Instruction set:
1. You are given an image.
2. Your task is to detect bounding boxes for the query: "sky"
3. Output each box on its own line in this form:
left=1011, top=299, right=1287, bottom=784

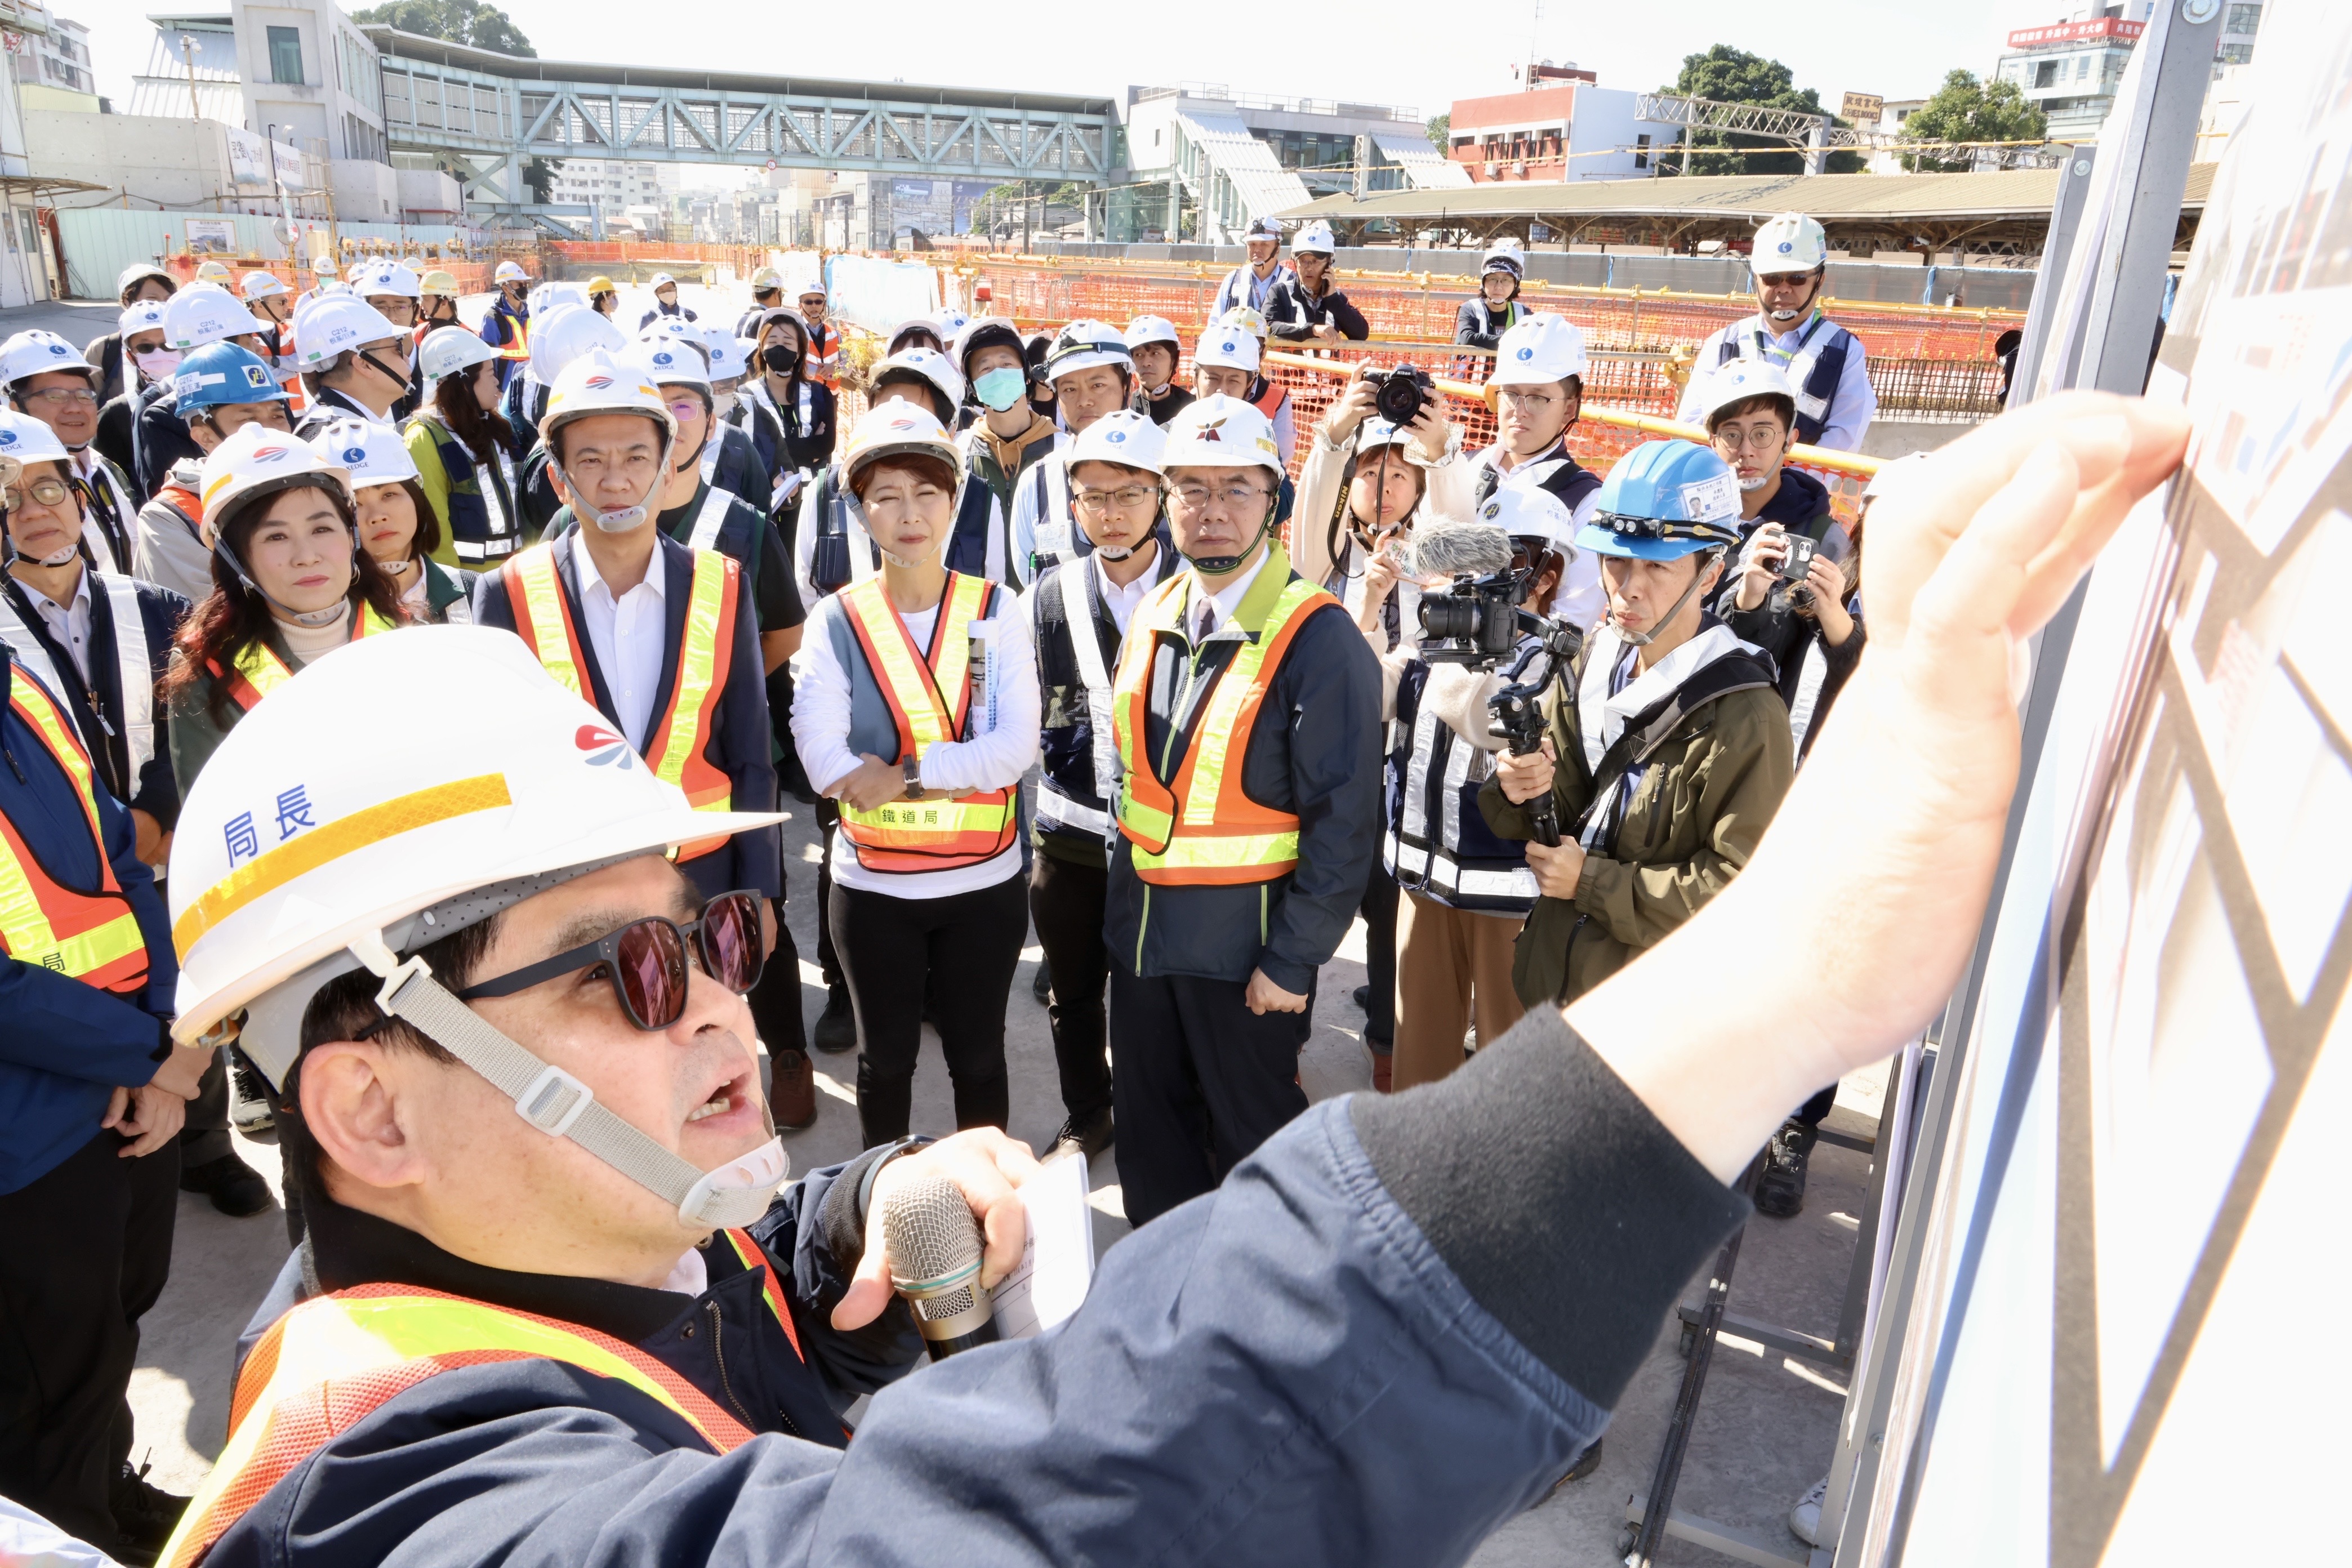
left=67, top=0, right=2079, bottom=167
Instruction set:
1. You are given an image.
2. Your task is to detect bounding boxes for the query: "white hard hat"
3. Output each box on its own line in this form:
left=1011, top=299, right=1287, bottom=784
left=640, top=315, right=702, bottom=347
left=115, top=262, right=172, bottom=300
left=1217, top=305, right=1269, bottom=340
left=870, top=346, right=965, bottom=424
left=166, top=623, right=794, bottom=1228
left=1193, top=326, right=1260, bottom=375
left=291, top=295, right=407, bottom=370
left=1161, top=393, right=1284, bottom=477
left=1694, top=359, right=1798, bottom=428
left=527, top=304, right=627, bottom=384
left=1044, top=319, right=1132, bottom=382
left=199, top=417, right=354, bottom=535
left=312, top=416, right=419, bottom=489
left=1472, top=483, right=1577, bottom=554
left=649, top=271, right=677, bottom=291
left=540, top=348, right=675, bottom=449
left=240, top=270, right=289, bottom=302
left=1490, top=312, right=1589, bottom=387
left=1125, top=314, right=1181, bottom=351
left=540, top=281, right=590, bottom=315
left=119, top=300, right=170, bottom=341
left=634, top=337, right=710, bottom=390
left=0, top=329, right=95, bottom=389
left=1066, top=408, right=1168, bottom=475
left=1752, top=212, right=1829, bottom=273
left=163, top=283, right=257, bottom=353
left=934, top=307, right=971, bottom=340
left=1351, top=416, right=1413, bottom=455
left=0, top=407, right=74, bottom=470
left=493, top=259, right=529, bottom=283
left=193, top=259, right=233, bottom=285
left=1293, top=219, right=1337, bottom=255
left=701, top=327, right=746, bottom=382
left=418, top=325, right=497, bottom=384
left=358, top=260, right=423, bottom=300
left=1482, top=237, right=1527, bottom=278
left=841, top=400, right=964, bottom=492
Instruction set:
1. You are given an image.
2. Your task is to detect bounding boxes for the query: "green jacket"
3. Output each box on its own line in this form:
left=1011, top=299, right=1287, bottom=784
left=1478, top=623, right=1793, bottom=1007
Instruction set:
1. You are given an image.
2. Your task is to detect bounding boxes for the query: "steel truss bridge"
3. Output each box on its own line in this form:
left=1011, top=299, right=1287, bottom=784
left=363, top=29, right=1120, bottom=231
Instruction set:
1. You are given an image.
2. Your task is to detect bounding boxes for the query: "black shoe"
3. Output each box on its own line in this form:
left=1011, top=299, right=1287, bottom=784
left=1554, top=1437, right=1603, bottom=1490
left=1049, top=1106, right=1113, bottom=1159
left=813, top=986, right=857, bottom=1054
left=180, top=1152, right=271, bottom=1218
left=1351, top=984, right=1370, bottom=1012
left=113, top=1460, right=189, bottom=1557
left=1032, top=959, right=1053, bottom=1004
left=1754, top=1119, right=1819, bottom=1218
left=230, top=1049, right=275, bottom=1134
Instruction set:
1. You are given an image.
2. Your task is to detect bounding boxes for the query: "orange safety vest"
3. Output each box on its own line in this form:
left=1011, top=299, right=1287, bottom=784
left=834, top=572, right=1017, bottom=872
left=1250, top=376, right=1286, bottom=424
left=204, top=602, right=398, bottom=714
left=501, top=544, right=739, bottom=858
left=805, top=319, right=841, bottom=386
left=1112, top=542, right=1333, bottom=885
left=158, top=1247, right=800, bottom=1568
left=489, top=301, right=531, bottom=362
left=0, top=671, right=150, bottom=993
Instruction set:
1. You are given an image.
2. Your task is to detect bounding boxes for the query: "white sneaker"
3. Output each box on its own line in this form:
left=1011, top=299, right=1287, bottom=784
left=230, top=1089, right=274, bottom=1134
left=1789, top=1476, right=1828, bottom=1547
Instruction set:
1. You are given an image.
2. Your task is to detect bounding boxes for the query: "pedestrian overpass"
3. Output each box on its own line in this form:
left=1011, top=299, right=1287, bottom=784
left=362, top=28, right=1121, bottom=230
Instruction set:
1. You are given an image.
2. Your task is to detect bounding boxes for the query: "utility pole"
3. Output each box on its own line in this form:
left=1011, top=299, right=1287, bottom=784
left=180, top=35, right=201, bottom=124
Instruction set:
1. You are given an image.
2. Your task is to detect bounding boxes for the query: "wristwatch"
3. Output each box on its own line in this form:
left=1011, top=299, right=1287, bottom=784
left=902, top=754, right=924, bottom=799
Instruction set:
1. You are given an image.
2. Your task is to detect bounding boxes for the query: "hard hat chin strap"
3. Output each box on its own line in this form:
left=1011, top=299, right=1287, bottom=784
left=1613, top=547, right=1722, bottom=648
left=550, top=434, right=675, bottom=534
left=1181, top=491, right=1277, bottom=575
left=350, top=935, right=789, bottom=1229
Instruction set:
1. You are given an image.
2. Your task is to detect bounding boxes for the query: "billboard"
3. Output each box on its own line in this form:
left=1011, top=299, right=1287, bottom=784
left=1841, top=92, right=1884, bottom=124
left=889, top=178, right=1000, bottom=237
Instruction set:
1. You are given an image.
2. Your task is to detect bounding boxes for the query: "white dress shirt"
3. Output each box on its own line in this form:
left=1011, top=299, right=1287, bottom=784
left=1092, top=546, right=1160, bottom=635
left=571, top=539, right=669, bottom=747
left=20, top=568, right=93, bottom=683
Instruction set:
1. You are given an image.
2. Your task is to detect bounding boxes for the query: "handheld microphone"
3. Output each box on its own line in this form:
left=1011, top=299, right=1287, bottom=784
left=883, top=1173, right=1000, bottom=1361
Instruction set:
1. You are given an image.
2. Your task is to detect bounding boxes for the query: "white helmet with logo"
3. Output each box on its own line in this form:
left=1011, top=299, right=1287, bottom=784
left=493, top=259, right=530, bottom=284
left=358, top=260, right=423, bottom=301
left=166, top=624, right=794, bottom=1226
left=1124, top=314, right=1181, bottom=352
left=118, top=299, right=170, bottom=342
left=1292, top=219, right=1337, bottom=256
left=1193, top=326, right=1261, bottom=375
left=701, top=329, right=746, bottom=383
left=199, top=417, right=354, bottom=534
left=1043, top=319, right=1132, bottom=382
left=1481, top=237, right=1527, bottom=280
left=841, top=400, right=964, bottom=492
left=291, top=295, right=407, bottom=370
left=540, top=350, right=676, bottom=533
left=1067, top=408, right=1167, bottom=475
left=1472, top=483, right=1578, bottom=556
left=870, top=346, right=965, bottom=426
left=163, top=283, right=257, bottom=353
left=240, top=270, right=290, bottom=302
left=418, top=326, right=498, bottom=384
left=1217, top=305, right=1269, bottom=341
left=1489, top=312, right=1589, bottom=390
left=527, top=304, right=627, bottom=384
left=0, top=407, right=72, bottom=474
left=1693, top=359, right=1797, bottom=430
left=1161, top=393, right=1284, bottom=478
left=311, top=416, right=420, bottom=489
left=0, top=329, right=95, bottom=390
left=1752, top=212, right=1829, bottom=274
left=634, top=335, right=711, bottom=390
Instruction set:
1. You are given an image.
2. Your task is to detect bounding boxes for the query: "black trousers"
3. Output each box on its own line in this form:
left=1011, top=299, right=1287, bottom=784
left=1028, top=850, right=1112, bottom=1125
left=831, top=873, right=1025, bottom=1148
left=177, top=1043, right=230, bottom=1167
left=813, top=799, right=844, bottom=992
left=1359, top=865, right=1398, bottom=1050
left=0, top=1129, right=179, bottom=1543
left=744, top=899, right=809, bottom=1060
left=1110, top=966, right=1314, bottom=1227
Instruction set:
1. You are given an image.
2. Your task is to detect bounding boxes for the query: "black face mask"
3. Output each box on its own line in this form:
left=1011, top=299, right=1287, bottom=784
left=761, top=345, right=799, bottom=374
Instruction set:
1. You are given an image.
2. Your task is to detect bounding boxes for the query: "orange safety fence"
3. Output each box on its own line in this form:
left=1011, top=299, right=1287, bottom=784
left=544, top=241, right=765, bottom=275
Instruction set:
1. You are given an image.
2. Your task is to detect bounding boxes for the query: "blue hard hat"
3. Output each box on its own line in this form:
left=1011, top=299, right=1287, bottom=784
left=172, top=342, right=288, bottom=414
left=1579, top=439, right=1746, bottom=561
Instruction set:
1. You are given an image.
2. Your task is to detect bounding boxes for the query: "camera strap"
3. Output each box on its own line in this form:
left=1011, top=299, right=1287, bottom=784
left=1324, top=426, right=1361, bottom=582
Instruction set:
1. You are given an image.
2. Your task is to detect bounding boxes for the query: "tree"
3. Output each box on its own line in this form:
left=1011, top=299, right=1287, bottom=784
left=1658, top=45, right=1865, bottom=177
left=1899, top=69, right=2047, bottom=171
left=1426, top=113, right=1450, bottom=153
left=352, top=0, right=536, bottom=56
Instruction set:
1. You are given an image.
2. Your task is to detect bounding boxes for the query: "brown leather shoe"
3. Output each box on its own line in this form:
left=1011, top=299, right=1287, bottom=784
left=770, top=1048, right=818, bottom=1131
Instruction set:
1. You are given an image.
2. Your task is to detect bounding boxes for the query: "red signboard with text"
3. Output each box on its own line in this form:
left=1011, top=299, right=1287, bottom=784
left=2006, top=16, right=2146, bottom=50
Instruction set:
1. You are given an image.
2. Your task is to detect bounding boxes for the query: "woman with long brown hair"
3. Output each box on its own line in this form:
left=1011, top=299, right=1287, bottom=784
left=404, top=327, right=524, bottom=569
left=163, top=421, right=404, bottom=792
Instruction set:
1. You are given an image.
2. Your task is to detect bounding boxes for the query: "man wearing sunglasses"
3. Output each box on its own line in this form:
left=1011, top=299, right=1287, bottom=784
left=1673, top=211, right=1877, bottom=453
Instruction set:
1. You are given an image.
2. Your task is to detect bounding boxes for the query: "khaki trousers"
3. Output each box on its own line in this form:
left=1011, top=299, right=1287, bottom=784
left=1392, top=890, right=1527, bottom=1092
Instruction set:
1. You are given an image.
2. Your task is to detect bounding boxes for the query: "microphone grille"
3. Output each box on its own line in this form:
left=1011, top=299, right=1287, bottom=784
left=1409, top=518, right=1513, bottom=580
left=883, top=1172, right=984, bottom=1293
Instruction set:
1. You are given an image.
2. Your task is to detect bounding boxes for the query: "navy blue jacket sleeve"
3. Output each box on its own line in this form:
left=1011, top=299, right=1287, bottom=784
left=1256, top=603, right=1383, bottom=994
left=715, top=576, right=781, bottom=899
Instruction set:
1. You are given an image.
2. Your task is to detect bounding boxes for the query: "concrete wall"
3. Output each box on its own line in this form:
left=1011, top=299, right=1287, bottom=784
left=330, top=158, right=398, bottom=221
left=395, top=167, right=462, bottom=220
left=1565, top=90, right=1683, bottom=182
left=28, top=110, right=235, bottom=210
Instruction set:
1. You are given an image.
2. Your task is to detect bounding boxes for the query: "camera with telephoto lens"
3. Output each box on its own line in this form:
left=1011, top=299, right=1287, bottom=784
left=1419, top=571, right=1528, bottom=666
left=1367, top=363, right=1433, bottom=426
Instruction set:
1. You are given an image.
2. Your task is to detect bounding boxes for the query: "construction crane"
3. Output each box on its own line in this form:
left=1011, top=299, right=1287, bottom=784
left=1634, top=92, right=2065, bottom=175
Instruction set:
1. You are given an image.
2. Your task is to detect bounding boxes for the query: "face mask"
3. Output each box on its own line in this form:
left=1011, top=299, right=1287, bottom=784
left=712, top=391, right=738, bottom=420
left=1738, top=474, right=1771, bottom=492
left=133, top=348, right=181, bottom=380
left=974, top=367, right=1027, bottom=412
left=761, top=345, right=799, bottom=374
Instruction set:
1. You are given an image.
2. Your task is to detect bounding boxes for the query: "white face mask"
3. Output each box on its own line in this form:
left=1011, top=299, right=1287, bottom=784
left=133, top=348, right=182, bottom=380
left=711, top=391, right=737, bottom=420
left=1738, top=474, right=1771, bottom=492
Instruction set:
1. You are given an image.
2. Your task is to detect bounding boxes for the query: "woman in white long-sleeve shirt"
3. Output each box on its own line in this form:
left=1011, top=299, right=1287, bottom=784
left=790, top=403, right=1040, bottom=1147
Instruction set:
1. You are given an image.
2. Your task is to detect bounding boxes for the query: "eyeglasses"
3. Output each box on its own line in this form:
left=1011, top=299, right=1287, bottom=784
left=372, top=299, right=417, bottom=322
left=1169, top=480, right=1271, bottom=510
left=1756, top=272, right=1814, bottom=289
left=456, top=890, right=764, bottom=1031
left=665, top=398, right=706, bottom=420
left=1074, top=484, right=1157, bottom=514
left=1712, top=425, right=1787, bottom=452
left=3, top=476, right=74, bottom=511
left=22, top=387, right=97, bottom=409
left=1496, top=387, right=1564, bottom=411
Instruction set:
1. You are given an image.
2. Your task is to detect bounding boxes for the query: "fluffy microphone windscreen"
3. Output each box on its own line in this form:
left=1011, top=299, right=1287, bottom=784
left=1409, top=518, right=1514, bottom=580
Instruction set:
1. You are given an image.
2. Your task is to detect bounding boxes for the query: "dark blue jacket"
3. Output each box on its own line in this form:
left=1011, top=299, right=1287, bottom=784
left=0, top=648, right=177, bottom=1193
left=194, top=1012, right=1754, bottom=1568
left=480, top=297, right=527, bottom=389
left=471, top=532, right=782, bottom=901
left=1, top=572, right=191, bottom=829
left=707, top=422, right=772, bottom=520
left=133, top=380, right=205, bottom=503
left=1028, top=531, right=1177, bottom=869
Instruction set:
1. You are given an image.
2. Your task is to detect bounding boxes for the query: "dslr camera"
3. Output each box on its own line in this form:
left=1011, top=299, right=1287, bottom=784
left=1366, top=364, right=1434, bottom=427
left=1420, top=571, right=1536, bottom=666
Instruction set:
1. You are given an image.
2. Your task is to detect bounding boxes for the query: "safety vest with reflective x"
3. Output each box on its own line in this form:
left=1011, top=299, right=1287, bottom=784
left=1113, top=542, right=1333, bottom=885
left=158, top=1244, right=807, bottom=1568
left=0, top=668, right=149, bottom=993
left=205, top=602, right=398, bottom=713
left=835, top=571, right=1017, bottom=872
left=501, top=542, right=740, bottom=859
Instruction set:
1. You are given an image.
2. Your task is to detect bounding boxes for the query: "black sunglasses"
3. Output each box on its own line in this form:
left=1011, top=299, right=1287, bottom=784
left=457, top=890, right=764, bottom=1031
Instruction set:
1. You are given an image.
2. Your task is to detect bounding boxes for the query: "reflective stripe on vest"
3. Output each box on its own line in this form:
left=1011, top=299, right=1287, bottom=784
left=502, top=545, right=740, bottom=861
left=0, top=672, right=148, bottom=992
left=835, top=572, right=1018, bottom=872
left=157, top=1285, right=753, bottom=1568
left=1721, top=312, right=1852, bottom=445
left=1112, top=544, right=1331, bottom=885
left=209, top=602, right=397, bottom=713
left=686, top=484, right=738, bottom=552
left=493, top=306, right=531, bottom=361
left=718, top=1227, right=806, bottom=1362
left=99, top=576, right=155, bottom=779
left=1045, top=559, right=1119, bottom=842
